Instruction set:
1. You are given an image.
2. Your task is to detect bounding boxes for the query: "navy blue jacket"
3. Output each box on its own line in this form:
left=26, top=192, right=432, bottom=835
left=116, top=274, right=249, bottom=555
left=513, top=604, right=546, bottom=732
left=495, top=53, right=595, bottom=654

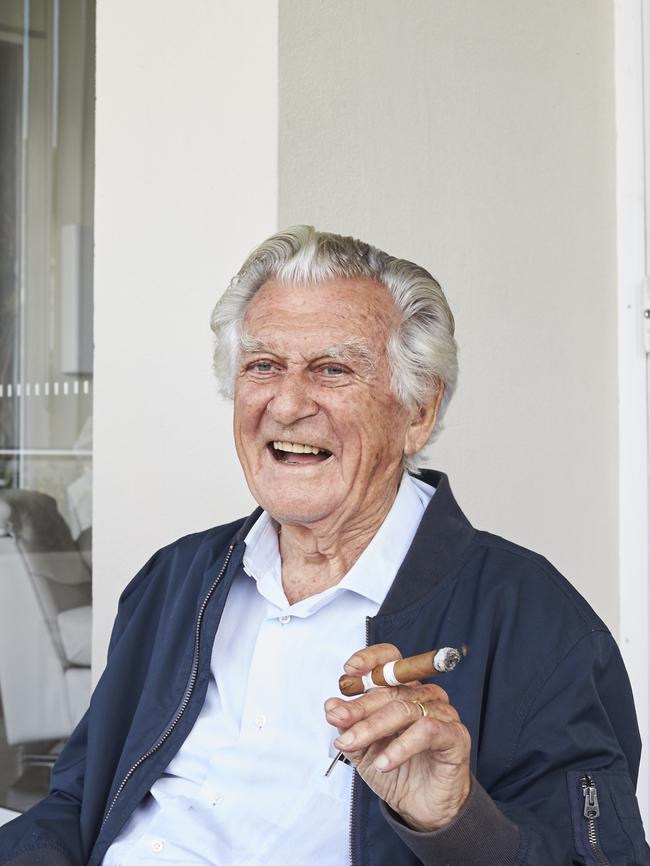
left=1, top=471, right=648, bottom=865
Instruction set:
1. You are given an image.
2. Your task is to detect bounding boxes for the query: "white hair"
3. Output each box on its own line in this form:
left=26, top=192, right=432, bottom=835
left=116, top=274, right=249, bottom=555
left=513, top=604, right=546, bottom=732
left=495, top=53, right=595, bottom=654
left=210, top=225, right=458, bottom=469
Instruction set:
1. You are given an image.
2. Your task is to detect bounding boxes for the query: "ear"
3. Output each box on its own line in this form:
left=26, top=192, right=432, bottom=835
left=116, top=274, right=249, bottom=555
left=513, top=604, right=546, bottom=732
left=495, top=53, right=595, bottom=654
left=403, top=385, right=445, bottom=456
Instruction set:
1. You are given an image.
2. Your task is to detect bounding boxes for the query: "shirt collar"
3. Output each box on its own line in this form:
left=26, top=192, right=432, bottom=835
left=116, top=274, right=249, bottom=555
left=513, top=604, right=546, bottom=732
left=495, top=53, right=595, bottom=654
left=243, top=471, right=435, bottom=609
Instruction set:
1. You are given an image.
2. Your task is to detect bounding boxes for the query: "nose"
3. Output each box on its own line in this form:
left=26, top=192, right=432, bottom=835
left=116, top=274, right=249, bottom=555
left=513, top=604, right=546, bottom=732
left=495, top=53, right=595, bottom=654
left=266, top=370, right=319, bottom=426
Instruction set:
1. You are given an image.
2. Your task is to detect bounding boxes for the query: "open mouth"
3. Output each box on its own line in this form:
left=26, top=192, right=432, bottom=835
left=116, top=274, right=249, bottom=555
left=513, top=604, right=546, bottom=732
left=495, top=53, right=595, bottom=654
left=268, top=440, right=332, bottom=465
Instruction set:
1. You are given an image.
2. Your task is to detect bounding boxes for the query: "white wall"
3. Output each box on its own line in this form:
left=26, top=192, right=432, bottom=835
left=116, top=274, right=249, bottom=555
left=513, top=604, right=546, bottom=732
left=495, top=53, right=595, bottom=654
left=92, top=0, right=277, bottom=673
left=278, top=0, right=619, bottom=629
left=93, top=0, right=620, bottom=665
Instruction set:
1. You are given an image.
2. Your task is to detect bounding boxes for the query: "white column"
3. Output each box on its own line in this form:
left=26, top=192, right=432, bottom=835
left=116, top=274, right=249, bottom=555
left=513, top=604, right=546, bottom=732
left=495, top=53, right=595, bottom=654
left=615, top=0, right=649, bottom=823
left=92, top=0, right=278, bottom=673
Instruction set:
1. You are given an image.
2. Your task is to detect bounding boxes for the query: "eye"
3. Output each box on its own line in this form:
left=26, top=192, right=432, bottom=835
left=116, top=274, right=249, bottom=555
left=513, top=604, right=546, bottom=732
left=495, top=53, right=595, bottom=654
left=314, top=363, right=352, bottom=385
left=245, top=359, right=278, bottom=375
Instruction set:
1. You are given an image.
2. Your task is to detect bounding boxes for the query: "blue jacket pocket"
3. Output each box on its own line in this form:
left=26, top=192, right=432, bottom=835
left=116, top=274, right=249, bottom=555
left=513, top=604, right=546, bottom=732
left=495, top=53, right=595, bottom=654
left=567, top=770, right=650, bottom=865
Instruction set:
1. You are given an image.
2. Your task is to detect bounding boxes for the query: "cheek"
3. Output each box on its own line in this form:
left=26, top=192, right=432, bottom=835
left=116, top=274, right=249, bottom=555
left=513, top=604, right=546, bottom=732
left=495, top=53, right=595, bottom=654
left=342, top=397, right=409, bottom=461
left=234, top=388, right=267, bottom=431
left=367, top=393, right=409, bottom=437
left=233, top=410, right=259, bottom=453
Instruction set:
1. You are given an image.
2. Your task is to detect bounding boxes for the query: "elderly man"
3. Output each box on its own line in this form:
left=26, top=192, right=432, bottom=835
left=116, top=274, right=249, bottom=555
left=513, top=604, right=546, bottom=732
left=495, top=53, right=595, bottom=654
left=1, top=226, right=648, bottom=865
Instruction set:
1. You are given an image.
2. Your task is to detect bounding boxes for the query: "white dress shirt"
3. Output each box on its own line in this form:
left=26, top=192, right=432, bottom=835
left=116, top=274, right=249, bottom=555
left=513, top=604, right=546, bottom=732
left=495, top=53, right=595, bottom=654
left=102, top=472, right=434, bottom=866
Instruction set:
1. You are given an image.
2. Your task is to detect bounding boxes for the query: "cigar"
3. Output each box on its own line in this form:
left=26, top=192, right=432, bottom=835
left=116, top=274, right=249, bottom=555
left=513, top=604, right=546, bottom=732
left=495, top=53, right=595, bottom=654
left=338, top=646, right=464, bottom=697
left=324, top=645, right=466, bottom=777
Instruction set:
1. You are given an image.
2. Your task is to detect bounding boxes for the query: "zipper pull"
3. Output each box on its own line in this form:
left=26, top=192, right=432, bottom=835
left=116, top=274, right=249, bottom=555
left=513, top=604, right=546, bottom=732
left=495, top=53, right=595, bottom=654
left=581, top=775, right=600, bottom=819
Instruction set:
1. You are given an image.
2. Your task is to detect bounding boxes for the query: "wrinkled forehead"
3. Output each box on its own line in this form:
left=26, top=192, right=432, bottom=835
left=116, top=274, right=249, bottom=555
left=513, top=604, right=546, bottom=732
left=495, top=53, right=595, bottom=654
left=242, top=276, right=400, bottom=342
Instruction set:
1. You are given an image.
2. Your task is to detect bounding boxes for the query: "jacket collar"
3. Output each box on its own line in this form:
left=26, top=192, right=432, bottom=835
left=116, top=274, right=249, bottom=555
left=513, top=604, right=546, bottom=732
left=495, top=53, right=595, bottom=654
left=378, top=469, right=476, bottom=615
left=232, top=506, right=263, bottom=545
left=230, top=469, right=476, bottom=615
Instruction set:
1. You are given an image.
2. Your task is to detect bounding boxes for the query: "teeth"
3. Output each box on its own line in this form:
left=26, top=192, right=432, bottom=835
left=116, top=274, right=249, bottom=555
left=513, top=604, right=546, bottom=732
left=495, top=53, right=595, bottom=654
left=273, top=441, right=324, bottom=455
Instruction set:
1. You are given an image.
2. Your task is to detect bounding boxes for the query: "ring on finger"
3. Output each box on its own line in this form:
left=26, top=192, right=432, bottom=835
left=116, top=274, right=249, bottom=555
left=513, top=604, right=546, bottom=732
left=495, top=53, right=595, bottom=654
left=411, top=699, right=428, bottom=718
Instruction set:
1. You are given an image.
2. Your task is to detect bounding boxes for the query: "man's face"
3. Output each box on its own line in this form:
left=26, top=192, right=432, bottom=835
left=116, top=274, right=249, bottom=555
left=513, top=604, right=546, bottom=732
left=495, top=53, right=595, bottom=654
left=233, top=277, right=430, bottom=530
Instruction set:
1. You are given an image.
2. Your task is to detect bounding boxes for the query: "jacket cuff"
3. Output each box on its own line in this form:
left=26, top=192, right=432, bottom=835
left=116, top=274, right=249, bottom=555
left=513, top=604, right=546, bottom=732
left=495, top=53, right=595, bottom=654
left=379, top=777, right=520, bottom=866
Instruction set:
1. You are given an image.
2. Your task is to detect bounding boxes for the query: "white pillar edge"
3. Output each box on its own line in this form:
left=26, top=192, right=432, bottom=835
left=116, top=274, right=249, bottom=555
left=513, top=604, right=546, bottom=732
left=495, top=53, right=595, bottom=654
left=91, top=0, right=279, bottom=673
left=615, top=0, right=650, bottom=822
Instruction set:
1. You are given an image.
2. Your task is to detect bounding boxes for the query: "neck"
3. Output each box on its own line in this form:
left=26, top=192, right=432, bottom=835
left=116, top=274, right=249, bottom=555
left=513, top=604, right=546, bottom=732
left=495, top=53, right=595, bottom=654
left=278, top=474, right=402, bottom=604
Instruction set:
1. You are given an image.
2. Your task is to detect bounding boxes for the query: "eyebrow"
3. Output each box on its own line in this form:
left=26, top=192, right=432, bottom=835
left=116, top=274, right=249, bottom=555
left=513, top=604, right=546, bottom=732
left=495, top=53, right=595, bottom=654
left=239, top=333, right=377, bottom=375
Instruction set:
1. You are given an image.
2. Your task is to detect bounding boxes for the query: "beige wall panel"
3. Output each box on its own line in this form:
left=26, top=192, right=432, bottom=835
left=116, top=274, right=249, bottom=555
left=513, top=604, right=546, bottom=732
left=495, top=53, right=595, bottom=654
left=279, top=0, right=618, bottom=628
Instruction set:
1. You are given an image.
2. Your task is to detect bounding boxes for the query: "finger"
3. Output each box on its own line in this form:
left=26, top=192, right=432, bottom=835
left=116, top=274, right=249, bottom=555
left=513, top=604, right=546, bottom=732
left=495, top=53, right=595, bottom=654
left=332, top=698, right=460, bottom=752
left=343, top=643, right=403, bottom=674
left=373, top=717, right=471, bottom=773
left=325, top=683, right=450, bottom=727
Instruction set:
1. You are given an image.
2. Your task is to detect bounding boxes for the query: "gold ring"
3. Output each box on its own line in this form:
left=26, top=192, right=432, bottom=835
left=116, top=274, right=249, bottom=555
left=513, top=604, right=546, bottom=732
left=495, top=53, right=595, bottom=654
left=412, top=699, right=427, bottom=718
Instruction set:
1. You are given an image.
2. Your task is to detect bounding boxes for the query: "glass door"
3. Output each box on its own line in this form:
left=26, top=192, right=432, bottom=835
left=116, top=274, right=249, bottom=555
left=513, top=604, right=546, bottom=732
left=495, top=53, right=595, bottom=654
left=0, top=0, right=95, bottom=813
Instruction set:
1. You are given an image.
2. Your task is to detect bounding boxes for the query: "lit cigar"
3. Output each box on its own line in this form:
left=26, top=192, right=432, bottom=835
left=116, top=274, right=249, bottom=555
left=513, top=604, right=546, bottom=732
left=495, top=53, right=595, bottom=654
left=338, top=646, right=464, bottom=697
left=325, top=645, right=466, bottom=777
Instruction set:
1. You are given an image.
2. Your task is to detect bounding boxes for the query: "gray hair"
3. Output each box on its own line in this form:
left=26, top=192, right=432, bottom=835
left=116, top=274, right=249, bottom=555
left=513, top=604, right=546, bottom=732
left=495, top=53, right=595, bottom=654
left=210, top=225, right=458, bottom=468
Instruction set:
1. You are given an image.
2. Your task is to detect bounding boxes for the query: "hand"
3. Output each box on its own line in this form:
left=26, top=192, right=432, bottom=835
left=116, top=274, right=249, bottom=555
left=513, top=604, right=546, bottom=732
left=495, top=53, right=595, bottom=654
left=324, top=643, right=471, bottom=832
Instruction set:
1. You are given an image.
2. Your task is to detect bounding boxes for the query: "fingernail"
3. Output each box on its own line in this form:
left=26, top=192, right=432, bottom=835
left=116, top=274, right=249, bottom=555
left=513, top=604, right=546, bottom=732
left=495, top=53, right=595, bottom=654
left=335, top=731, right=354, bottom=747
left=327, top=706, right=348, bottom=721
left=374, top=754, right=389, bottom=772
left=344, top=656, right=363, bottom=672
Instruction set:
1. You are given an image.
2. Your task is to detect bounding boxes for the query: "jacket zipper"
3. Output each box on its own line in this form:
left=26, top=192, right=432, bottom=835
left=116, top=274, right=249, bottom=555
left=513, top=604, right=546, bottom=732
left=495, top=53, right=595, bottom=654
left=101, top=544, right=235, bottom=827
left=348, top=615, right=371, bottom=866
left=580, top=774, right=609, bottom=866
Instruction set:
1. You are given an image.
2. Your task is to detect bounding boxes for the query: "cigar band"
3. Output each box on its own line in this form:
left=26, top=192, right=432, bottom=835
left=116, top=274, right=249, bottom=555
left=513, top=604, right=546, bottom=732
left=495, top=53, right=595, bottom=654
left=362, top=671, right=376, bottom=692
left=382, top=660, right=401, bottom=686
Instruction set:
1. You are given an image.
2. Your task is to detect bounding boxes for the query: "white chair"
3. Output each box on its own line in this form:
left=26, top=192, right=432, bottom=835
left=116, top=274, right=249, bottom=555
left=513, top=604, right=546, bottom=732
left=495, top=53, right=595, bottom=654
left=0, top=806, right=20, bottom=827
left=0, top=491, right=91, bottom=748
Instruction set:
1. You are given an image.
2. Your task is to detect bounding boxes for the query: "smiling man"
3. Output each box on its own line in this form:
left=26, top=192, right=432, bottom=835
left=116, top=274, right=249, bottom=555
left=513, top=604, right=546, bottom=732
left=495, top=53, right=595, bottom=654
left=232, top=275, right=441, bottom=603
left=1, top=226, right=648, bottom=866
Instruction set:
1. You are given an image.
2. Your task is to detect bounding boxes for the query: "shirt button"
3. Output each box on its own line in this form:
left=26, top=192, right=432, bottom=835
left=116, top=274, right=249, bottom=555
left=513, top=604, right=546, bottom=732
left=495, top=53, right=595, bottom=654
left=279, top=614, right=290, bottom=624
left=212, top=792, right=224, bottom=805
left=255, top=714, right=267, bottom=728
left=151, top=839, right=165, bottom=853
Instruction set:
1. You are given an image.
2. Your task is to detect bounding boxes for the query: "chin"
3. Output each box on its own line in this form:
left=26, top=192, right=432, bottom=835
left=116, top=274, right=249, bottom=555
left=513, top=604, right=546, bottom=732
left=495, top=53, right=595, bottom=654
left=258, top=492, right=337, bottom=526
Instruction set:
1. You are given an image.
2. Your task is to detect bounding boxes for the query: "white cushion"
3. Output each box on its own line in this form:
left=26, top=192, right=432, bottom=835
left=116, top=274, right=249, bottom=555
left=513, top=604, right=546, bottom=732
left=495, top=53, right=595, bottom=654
left=57, top=605, right=92, bottom=666
left=0, top=807, right=19, bottom=827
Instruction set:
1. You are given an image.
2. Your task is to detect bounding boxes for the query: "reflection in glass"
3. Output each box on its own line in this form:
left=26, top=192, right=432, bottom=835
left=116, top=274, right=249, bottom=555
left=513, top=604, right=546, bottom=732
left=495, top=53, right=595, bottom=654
left=0, top=0, right=95, bottom=813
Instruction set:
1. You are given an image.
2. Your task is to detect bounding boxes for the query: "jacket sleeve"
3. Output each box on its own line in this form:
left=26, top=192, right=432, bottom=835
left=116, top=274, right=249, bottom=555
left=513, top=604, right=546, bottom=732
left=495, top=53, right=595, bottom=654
left=0, top=552, right=161, bottom=866
left=0, top=715, right=89, bottom=866
left=381, top=629, right=650, bottom=865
